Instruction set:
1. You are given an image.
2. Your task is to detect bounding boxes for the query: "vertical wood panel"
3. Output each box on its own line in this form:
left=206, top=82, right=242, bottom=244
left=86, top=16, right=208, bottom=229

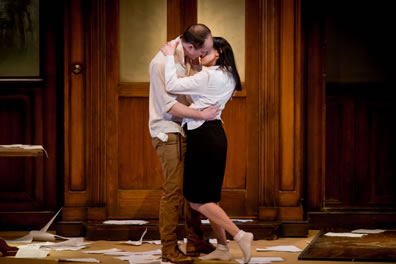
left=69, top=0, right=86, bottom=191
left=279, top=0, right=295, bottom=191
left=222, top=98, right=247, bottom=189
left=118, top=98, right=163, bottom=189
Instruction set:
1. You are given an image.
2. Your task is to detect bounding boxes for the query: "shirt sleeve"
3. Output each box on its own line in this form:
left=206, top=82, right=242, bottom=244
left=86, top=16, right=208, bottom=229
left=164, top=55, right=209, bottom=95
left=149, top=61, right=178, bottom=114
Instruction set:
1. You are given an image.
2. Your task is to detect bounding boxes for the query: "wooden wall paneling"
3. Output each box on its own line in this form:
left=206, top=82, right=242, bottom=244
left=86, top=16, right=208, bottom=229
left=305, top=2, right=325, bottom=211
left=85, top=0, right=108, bottom=220
left=259, top=0, right=304, bottom=221
left=64, top=0, right=89, bottom=220
left=105, top=0, right=120, bottom=219
left=245, top=0, right=260, bottom=217
left=167, top=0, right=197, bottom=41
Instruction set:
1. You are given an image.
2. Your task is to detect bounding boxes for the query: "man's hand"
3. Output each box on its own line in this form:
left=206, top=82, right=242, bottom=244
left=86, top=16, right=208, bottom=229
left=199, top=103, right=220, bottom=120
left=161, top=41, right=179, bottom=56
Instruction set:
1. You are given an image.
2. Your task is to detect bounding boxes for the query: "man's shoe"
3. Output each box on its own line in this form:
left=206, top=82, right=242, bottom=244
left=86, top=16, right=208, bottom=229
left=162, top=245, right=193, bottom=264
left=186, top=239, right=216, bottom=257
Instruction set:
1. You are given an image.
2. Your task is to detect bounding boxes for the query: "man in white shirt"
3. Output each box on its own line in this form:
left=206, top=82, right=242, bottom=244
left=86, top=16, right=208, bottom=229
left=149, top=24, right=217, bottom=263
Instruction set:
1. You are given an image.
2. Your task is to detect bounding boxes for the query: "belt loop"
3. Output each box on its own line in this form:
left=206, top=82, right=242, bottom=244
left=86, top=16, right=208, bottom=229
left=178, top=134, right=182, bottom=161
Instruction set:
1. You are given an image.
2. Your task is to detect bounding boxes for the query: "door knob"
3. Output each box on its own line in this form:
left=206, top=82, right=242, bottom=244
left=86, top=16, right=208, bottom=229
left=72, top=64, right=82, bottom=74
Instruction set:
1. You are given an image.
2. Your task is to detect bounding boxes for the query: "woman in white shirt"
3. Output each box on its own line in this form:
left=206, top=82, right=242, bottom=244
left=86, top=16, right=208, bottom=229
left=161, top=37, right=253, bottom=263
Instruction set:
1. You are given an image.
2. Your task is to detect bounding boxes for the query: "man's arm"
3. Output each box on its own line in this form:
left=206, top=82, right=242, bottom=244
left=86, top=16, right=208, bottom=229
left=168, top=102, right=219, bottom=120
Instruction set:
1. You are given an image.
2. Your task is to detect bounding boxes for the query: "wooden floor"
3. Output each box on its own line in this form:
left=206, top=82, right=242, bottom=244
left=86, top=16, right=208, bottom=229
left=0, top=230, right=391, bottom=264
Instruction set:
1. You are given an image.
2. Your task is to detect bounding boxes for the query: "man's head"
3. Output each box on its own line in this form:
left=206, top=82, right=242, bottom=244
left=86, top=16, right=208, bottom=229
left=181, top=24, right=213, bottom=60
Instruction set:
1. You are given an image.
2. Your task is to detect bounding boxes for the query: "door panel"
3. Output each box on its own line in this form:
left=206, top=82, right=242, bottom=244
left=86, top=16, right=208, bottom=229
left=107, top=0, right=257, bottom=218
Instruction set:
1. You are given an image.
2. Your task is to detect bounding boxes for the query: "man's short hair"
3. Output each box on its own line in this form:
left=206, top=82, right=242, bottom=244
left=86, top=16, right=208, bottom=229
left=181, top=24, right=212, bottom=49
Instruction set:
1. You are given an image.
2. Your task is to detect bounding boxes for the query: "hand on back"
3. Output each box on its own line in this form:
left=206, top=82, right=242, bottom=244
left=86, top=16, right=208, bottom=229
left=161, top=41, right=179, bottom=56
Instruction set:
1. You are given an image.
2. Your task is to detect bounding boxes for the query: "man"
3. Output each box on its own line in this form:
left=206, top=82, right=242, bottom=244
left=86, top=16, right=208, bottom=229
left=149, top=24, right=217, bottom=263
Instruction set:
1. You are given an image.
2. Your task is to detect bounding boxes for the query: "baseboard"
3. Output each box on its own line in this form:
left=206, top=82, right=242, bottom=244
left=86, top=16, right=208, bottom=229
left=279, top=221, right=309, bottom=237
left=308, top=211, right=396, bottom=229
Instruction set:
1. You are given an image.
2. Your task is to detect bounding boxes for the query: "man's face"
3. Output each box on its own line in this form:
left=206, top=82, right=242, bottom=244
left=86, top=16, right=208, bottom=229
left=185, top=36, right=213, bottom=60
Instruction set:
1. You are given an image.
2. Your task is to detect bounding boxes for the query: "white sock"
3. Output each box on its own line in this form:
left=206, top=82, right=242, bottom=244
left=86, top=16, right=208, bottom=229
left=199, top=243, right=232, bottom=261
left=234, top=230, right=253, bottom=263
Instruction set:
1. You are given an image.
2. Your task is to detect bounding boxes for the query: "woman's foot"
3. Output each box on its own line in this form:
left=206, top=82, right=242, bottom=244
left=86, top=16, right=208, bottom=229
left=234, top=230, right=253, bottom=263
left=199, top=244, right=232, bottom=261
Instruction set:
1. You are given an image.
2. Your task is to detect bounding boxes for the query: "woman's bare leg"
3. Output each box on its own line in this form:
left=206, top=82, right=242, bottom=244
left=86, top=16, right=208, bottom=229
left=191, top=202, right=253, bottom=263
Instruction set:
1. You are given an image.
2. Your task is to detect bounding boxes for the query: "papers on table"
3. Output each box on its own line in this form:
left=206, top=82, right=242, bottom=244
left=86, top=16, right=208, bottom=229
left=256, top=246, right=302, bottom=252
left=103, top=220, right=148, bottom=225
left=236, top=257, right=284, bottom=263
left=59, top=258, right=100, bottom=263
left=352, top=229, right=386, bottom=234
left=5, top=208, right=64, bottom=244
left=324, top=232, right=367, bottom=238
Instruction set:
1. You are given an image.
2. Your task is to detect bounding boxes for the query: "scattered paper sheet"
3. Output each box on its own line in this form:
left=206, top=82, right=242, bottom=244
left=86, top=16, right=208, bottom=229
left=5, top=208, right=64, bottom=243
left=256, top=246, right=302, bottom=252
left=15, top=247, right=49, bottom=258
left=324, top=232, right=367, bottom=238
left=41, top=237, right=93, bottom=251
left=83, top=248, right=123, bottom=254
left=103, top=220, right=148, bottom=225
left=232, top=219, right=254, bottom=223
left=0, top=144, right=49, bottom=157
left=121, top=229, right=147, bottom=246
left=352, top=229, right=386, bottom=234
left=143, top=240, right=161, bottom=245
left=59, top=258, right=100, bottom=263
left=208, top=238, right=229, bottom=244
left=115, top=255, right=161, bottom=264
left=236, top=257, right=284, bottom=263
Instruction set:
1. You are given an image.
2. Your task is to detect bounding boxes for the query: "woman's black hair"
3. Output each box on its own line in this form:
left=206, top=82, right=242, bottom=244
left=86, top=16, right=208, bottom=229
left=213, top=37, right=242, bottom=91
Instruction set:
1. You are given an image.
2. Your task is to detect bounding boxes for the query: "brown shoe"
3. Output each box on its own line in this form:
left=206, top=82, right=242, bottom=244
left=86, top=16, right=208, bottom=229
left=186, top=239, right=216, bottom=257
left=162, top=245, right=194, bottom=264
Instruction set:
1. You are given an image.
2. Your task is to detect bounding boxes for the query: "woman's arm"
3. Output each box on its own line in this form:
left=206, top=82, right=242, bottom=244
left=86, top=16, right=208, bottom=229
left=168, top=102, right=219, bottom=120
left=161, top=42, right=208, bottom=95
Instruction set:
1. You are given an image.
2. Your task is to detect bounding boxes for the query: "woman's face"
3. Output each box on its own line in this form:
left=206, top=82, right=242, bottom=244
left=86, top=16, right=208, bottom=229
left=200, top=47, right=219, bottom=67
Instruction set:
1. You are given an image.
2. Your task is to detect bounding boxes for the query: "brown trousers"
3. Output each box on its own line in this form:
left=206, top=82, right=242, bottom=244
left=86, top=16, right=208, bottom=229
left=152, top=133, right=204, bottom=250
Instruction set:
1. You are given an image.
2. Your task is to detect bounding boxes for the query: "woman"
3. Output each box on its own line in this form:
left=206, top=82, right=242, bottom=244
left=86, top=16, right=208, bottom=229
left=161, top=37, right=253, bottom=263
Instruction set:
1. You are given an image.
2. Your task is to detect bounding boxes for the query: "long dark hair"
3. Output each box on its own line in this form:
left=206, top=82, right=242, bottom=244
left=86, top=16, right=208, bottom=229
left=213, top=37, right=242, bottom=91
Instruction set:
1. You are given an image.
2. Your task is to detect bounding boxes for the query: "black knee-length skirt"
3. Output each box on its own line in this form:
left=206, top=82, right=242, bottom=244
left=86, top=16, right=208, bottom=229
left=183, top=120, right=227, bottom=203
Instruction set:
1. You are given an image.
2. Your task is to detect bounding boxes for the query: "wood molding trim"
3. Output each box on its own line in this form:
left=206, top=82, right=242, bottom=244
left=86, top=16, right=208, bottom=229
left=64, top=0, right=109, bottom=220
left=259, top=0, right=304, bottom=221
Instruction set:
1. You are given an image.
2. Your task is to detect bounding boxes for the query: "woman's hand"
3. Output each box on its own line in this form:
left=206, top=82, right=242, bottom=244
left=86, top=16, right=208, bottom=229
left=161, top=41, right=179, bottom=56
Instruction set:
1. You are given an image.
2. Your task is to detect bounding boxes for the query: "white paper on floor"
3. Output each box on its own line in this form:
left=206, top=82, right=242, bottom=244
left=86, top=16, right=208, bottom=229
left=236, top=257, right=284, bottom=263
left=15, top=247, right=49, bottom=258
left=231, top=219, right=254, bottom=223
left=324, top=232, right=367, bottom=238
left=58, top=258, right=100, bottom=263
left=121, top=229, right=147, bottom=246
left=351, top=229, right=386, bottom=234
left=103, top=220, right=148, bottom=225
left=41, top=237, right=94, bottom=251
left=208, top=238, right=230, bottom=244
left=256, top=245, right=302, bottom=252
left=115, top=254, right=161, bottom=264
left=83, top=248, right=124, bottom=254
left=5, top=208, right=65, bottom=244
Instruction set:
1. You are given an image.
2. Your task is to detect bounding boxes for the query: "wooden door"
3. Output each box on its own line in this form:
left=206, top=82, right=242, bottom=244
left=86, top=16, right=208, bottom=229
left=105, top=0, right=259, bottom=219
left=0, top=0, right=60, bottom=229
left=305, top=0, right=396, bottom=227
